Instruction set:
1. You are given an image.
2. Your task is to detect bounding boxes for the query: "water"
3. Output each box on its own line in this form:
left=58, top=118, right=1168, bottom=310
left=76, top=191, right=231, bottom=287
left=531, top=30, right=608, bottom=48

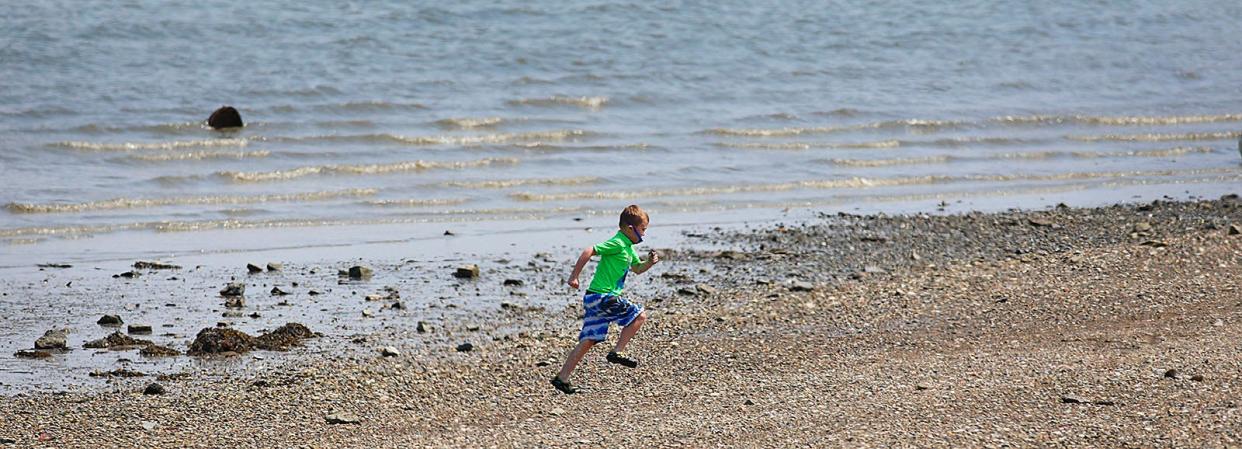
left=3, top=0, right=1242, bottom=266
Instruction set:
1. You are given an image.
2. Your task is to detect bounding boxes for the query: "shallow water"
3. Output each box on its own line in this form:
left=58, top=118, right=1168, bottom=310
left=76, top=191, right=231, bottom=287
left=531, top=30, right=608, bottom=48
left=3, top=1, right=1242, bottom=264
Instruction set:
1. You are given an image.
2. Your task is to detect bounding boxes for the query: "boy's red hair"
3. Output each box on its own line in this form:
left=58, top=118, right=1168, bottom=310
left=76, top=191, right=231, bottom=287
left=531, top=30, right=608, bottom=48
left=619, top=205, right=648, bottom=227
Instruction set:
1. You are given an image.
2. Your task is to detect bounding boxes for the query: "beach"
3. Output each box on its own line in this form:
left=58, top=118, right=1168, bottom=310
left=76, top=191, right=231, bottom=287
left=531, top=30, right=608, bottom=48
left=1, top=196, right=1239, bottom=447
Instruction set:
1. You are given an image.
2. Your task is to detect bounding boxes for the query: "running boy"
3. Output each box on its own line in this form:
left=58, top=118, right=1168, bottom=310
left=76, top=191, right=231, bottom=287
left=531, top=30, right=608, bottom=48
left=551, top=205, right=659, bottom=394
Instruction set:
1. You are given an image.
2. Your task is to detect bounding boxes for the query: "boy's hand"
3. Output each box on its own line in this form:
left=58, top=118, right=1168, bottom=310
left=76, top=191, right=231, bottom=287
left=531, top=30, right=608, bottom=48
left=568, top=277, right=580, bottom=289
left=648, top=250, right=660, bottom=265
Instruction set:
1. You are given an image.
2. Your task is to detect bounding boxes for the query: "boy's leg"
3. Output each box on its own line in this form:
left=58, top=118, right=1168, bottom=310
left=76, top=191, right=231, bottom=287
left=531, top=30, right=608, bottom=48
left=611, top=311, right=647, bottom=354
left=556, top=338, right=597, bottom=381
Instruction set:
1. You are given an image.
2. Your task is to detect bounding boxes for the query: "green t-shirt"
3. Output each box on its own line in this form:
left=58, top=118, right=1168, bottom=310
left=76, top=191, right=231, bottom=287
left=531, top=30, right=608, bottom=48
left=587, top=231, right=644, bottom=296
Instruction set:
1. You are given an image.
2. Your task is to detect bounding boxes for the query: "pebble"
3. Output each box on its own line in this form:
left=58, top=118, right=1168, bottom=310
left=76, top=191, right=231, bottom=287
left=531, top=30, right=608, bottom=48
left=349, top=266, right=373, bottom=279
left=266, top=262, right=283, bottom=271
left=456, top=342, right=474, bottom=352
left=789, top=281, right=815, bottom=292
left=247, top=263, right=263, bottom=274
left=34, top=329, right=68, bottom=350
left=127, top=325, right=153, bottom=335
left=97, top=314, right=123, bottom=326
left=325, top=412, right=361, bottom=425
left=143, top=383, right=166, bottom=395
left=454, top=264, right=481, bottom=279
left=380, top=346, right=400, bottom=357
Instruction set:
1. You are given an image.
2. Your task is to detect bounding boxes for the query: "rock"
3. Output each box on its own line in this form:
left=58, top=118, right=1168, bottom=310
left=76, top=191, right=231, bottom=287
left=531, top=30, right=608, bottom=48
left=1140, top=240, right=1168, bottom=248
left=90, top=368, right=145, bottom=378
left=915, top=383, right=932, bottom=391
left=140, top=344, right=181, bottom=357
left=789, top=280, right=815, bottom=292
left=219, top=282, right=245, bottom=297
left=456, top=342, right=474, bottom=352
left=222, top=311, right=245, bottom=318
left=1164, top=368, right=1179, bottom=379
left=348, top=266, right=373, bottom=279
left=1230, top=224, right=1241, bottom=235
left=549, top=407, right=565, bottom=416
left=362, top=309, right=374, bottom=318
left=1060, top=395, right=1087, bottom=404
left=308, top=290, right=322, bottom=296
left=266, top=262, right=282, bottom=272
left=910, top=251, right=921, bottom=261
left=503, top=278, right=524, bottom=287
left=248, top=312, right=261, bottom=319
left=246, top=263, right=263, bottom=274
left=224, top=297, right=245, bottom=308
left=140, top=421, right=160, bottom=431
left=113, top=271, right=140, bottom=279
left=380, top=346, right=400, bottom=357
left=454, top=264, right=481, bottom=279
left=97, top=315, right=123, bottom=326
left=1191, top=374, right=1205, bottom=382
left=271, top=286, right=289, bottom=296
left=128, top=325, right=153, bottom=335
left=133, top=261, right=181, bottom=270
left=676, top=287, right=697, bottom=296
left=863, top=265, right=887, bottom=274
left=207, top=106, right=243, bottom=129
left=85, top=332, right=152, bottom=349
left=417, top=321, right=430, bottom=333
left=35, top=329, right=68, bottom=350
left=253, top=323, right=316, bottom=350
left=188, top=328, right=257, bottom=355
left=325, top=412, right=360, bottom=425
left=1133, top=222, right=1153, bottom=233
left=143, top=383, right=166, bottom=395
left=1027, top=216, right=1054, bottom=227
left=696, top=283, right=718, bottom=295
left=14, top=349, right=52, bottom=359
left=390, top=301, right=406, bottom=310
left=36, top=263, right=72, bottom=268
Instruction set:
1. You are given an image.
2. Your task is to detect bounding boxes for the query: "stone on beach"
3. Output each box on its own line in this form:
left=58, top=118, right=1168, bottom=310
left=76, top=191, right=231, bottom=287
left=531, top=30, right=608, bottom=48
left=133, top=261, right=181, bottom=270
left=224, top=297, right=245, bottom=308
left=143, top=383, right=166, bottom=395
left=35, top=329, right=69, bottom=350
left=128, top=325, right=153, bottom=335
left=97, top=314, right=123, bottom=326
left=454, top=264, right=481, bottom=279
left=380, top=346, right=400, bottom=357
left=220, top=282, right=245, bottom=297
left=84, top=331, right=152, bottom=349
left=14, top=349, right=52, bottom=359
left=247, top=263, right=264, bottom=274
left=187, top=328, right=257, bottom=355
left=456, top=342, right=474, bottom=352
left=789, top=280, right=816, bottom=292
left=266, top=262, right=283, bottom=271
left=325, top=411, right=360, bottom=425
left=271, top=286, right=289, bottom=296
left=207, top=106, right=243, bottom=129
left=348, top=266, right=373, bottom=279
left=139, top=344, right=181, bottom=357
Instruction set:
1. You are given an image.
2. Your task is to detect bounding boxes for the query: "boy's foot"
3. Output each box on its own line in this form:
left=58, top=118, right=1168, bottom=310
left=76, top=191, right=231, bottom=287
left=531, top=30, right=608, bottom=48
left=606, top=351, right=638, bottom=368
left=550, top=377, right=581, bottom=394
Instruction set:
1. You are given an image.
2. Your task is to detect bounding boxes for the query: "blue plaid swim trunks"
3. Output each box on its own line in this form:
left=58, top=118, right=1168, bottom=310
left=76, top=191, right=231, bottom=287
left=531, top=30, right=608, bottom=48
left=578, top=292, right=644, bottom=342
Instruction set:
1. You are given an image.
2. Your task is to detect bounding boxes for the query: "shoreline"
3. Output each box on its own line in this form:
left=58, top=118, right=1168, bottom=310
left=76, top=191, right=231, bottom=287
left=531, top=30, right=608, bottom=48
left=0, top=194, right=1240, bottom=447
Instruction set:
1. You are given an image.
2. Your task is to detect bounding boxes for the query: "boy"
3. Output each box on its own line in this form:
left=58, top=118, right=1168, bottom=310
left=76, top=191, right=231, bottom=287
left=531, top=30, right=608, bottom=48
left=551, top=205, right=660, bottom=394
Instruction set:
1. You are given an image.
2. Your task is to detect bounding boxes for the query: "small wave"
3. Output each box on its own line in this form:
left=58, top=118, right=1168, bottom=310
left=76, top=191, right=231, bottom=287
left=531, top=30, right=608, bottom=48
left=364, top=198, right=470, bottom=207
left=1067, top=131, right=1242, bottom=142
left=511, top=168, right=1239, bottom=201
left=337, top=100, right=429, bottom=112
left=714, top=140, right=900, bottom=150
left=123, top=150, right=271, bottom=162
left=507, top=96, right=609, bottom=109
left=261, top=130, right=587, bottom=146
left=218, top=157, right=519, bottom=182
left=1069, top=146, right=1216, bottom=158
left=5, top=189, right=378, bottom=214
left=434, top=117, right=504, bottom=129
left=509, top=142, right=649, bottom=151
left=445, top=176, right=600, bottom=189
left=828, top=156, right=953, bottom=167
left=703, top=118, right=963, bottom=137
left=49, top=138, right=249, bottom=152
left=71, top=121, right=202, bottom=134
left=995, top=113, right=1242, bottom=126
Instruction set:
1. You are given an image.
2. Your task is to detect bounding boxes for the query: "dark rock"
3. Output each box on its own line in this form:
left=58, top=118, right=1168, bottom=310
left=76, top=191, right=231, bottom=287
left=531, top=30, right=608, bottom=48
left=1027, top=216, right=1054, bottom=227
left=85, top=331, right=152, bottom=349
left=380, top=346, right=400, bottom=357
left=187, top=328, right=257, bottom=355
left=789, top=281, right=815, bottom=292
left=676, top=287, right=697, bottom=296
left=143, top=383, right=166, bottom=395
left=140, top=344, right=181, bottom=357
left=254, top=323, right=316, bottom=350
left=248, top=312, right=261, bottom=319
left=456, top=342, right=474, bottom=352
left=90, top=368, right=145, bottom=378
left=97, top=315, right=124, bottom=326
left=1191, top=374, right=1205, bottom=382
left=114, top=271, right=140, bottom=279
left=207, top=106, right=243, bottom=129
left=325, top=412, right=360, bottom=425
left=247, top=263, right=263, bottom=274
left=348, top=266, right=373, bottom=279
left=133, top=261, right=181, bottom=270
left=35, top=329, right=68, bottom=350
left=271, top=286, right=289, bottom=296
left=1060, top=395, right=1087, bottom=404
left=14, top=349, right=52, bottom=359
left=417, top=321, right=430, bottom=333
left=1140, top=240, right=1168, bottom=248
left=695, top=283, right=718, bottom=295
left=1230, top=224, right=1240, bottom=235
left=266, top=262, right=282, bottom=272
left=222, top=311, right=245, bottom=318
left=308, top=290, right=322, bottom=296
left=219, top=282, right=245, bottom=297
left=453, top=264, right=480, bottom=279
left=503, top=279, right=524, bottom=287
left=1164, top=368, right=1179, bottom=379
left=224, top=297, right=245, bottom=308
left=128, top=325, right=153, bottom=335
left=36, top=263, right=72, bottom=268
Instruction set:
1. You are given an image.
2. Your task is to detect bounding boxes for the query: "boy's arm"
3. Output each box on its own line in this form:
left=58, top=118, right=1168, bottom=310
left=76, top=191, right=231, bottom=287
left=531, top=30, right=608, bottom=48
left=567, top=247, right=595, bottom=289
left=631, top=250, right=660, bottom=275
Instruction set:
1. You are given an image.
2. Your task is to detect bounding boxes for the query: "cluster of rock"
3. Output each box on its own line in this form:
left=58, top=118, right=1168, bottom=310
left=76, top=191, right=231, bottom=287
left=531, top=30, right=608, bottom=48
left=187, top=323, right=316, bottom=355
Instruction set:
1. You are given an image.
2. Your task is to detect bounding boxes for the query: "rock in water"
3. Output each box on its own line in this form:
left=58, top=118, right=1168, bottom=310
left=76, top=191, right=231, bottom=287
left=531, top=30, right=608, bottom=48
left=503, top=278, right=524, bottom=287
left=348, top=266, right=373, bottom=279
left=417, top=321, right=430, bottom=333
left=140, top=344, right=181, bottom=357
left=207, top=106, right=243, bottom=129
left=266, top=262, right=282, bottom=272
left=253, top=323, right=316, bottom=350
left=224, top=297, right=245, bottom=308
left=454, top=264, right=481, bottom=279
left=247, top=263, right=263, bottom=274
left=97, top=315, right=124, bottom=326
left=271, top=286, right=289, bottom=296
left=35, top=329, right=69, bottom=350
left=219, top=282, right=245, bottom=297
left=14, top=349, right=52, bottom=359
left=128, top=325, right=153, bottom=335
left=84, top=332, right=152, bottom=349
left=188, top=328, right=257, bottom=355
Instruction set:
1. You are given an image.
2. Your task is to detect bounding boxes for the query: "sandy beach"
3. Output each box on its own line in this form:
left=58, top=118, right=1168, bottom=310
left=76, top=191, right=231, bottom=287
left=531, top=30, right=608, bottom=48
left=0, top=196, right=1238, bottom=447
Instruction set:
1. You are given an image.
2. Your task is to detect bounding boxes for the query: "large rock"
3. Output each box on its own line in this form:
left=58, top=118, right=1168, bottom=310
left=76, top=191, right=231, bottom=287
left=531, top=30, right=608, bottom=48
left=207, top=106, right=243, bottom=129
left=254, top=323, right=316, bottom=350
left=453, top=264, right=480, bottom=279
left=187, top=328, right=257, bottom=355
left=219, top=282, right=245, bottom=297
left=140, top=344, right=181, bottom=357
left=97, top=315, right=124, bottom=326
left=35, top=329, right=69, bottom=350
left=348, top=266, right=373, bottom=279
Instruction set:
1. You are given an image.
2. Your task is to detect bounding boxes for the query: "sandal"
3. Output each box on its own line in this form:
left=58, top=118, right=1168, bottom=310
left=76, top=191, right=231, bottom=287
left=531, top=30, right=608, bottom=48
left=550, top=376, right=581, bottom=394
left=606, top=351, right=639, bottom=368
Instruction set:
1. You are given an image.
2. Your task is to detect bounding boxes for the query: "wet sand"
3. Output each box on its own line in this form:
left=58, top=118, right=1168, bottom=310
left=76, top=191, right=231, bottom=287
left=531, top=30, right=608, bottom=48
left=1, top=196, right=1240, bottom=447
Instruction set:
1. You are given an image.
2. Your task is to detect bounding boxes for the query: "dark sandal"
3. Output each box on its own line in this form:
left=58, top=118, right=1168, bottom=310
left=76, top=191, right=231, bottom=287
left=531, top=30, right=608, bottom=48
left=550, top=377, right=581, bottom=394
left=606, top=351, right=639, bottom=368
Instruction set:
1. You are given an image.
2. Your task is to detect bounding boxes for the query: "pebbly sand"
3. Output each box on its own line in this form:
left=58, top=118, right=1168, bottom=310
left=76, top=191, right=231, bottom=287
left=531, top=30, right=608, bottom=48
left=1, top=196, right=1241, bottom=447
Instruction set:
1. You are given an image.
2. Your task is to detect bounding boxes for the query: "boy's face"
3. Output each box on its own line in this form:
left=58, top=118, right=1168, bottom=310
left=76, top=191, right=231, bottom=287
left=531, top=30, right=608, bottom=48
left=624, top=220, right=649, bottom=243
